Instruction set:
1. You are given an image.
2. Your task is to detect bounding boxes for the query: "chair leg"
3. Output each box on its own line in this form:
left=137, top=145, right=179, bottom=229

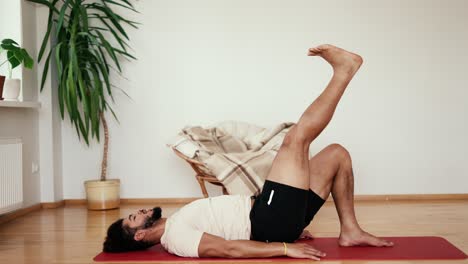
left=196, top=176, right=209, bottom=198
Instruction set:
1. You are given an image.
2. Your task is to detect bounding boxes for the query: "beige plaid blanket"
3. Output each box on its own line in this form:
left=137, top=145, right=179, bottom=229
left=169, top=121, right=295, bottom=196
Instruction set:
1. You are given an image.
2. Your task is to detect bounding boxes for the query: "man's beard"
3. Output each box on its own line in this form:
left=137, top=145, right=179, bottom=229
left=143, top=207, right=162, bottom=229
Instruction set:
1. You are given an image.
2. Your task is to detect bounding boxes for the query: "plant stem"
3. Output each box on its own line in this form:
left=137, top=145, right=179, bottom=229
left=100, top=112, right=109, bottom=181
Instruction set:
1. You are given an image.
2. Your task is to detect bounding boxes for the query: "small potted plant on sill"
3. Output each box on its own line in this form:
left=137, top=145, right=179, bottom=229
left=29, top=0, right=139, bottom=210
left=0, top=39, right=34, bottom=100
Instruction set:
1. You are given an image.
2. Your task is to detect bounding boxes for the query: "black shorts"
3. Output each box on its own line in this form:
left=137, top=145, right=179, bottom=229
left=249, top=180, right=325, bottom=243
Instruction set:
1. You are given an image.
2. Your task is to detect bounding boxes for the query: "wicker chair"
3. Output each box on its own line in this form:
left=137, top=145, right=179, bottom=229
left=171, top=146, right=228, bottom=198
left=169, top=121, right=291, bottom=197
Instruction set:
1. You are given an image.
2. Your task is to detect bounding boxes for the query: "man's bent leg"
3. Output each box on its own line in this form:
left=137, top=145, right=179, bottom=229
left=306, top=144, right=393, bottom=247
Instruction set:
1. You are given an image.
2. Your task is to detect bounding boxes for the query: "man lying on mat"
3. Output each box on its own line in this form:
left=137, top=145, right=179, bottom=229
left=103, top=44, right=394, bottom=260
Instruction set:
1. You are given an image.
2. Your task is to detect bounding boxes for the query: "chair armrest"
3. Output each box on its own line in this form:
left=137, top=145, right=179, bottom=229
left=171, top=147, right=205, bottom=166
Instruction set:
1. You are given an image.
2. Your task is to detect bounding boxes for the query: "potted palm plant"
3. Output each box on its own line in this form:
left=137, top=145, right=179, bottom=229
left=0, top=39, right=34, bottom=100
left=29, top=0, right=139, bottom=210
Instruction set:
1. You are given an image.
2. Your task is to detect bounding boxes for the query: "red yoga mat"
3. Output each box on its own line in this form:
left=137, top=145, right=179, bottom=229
left=94, top=236, right=467, bottom=262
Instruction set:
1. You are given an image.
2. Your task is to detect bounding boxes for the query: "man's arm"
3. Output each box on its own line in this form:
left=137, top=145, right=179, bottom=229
left=198, top=233, right=325, bottom=260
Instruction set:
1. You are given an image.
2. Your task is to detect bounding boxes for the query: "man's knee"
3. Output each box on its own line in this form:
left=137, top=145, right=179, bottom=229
left=327, top=143, right=351, bottom=163
left=282, top=125, right=309, bottom=148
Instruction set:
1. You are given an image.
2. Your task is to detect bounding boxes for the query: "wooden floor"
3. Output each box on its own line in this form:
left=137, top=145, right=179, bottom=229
left=0, top=200, right=467, bottom=264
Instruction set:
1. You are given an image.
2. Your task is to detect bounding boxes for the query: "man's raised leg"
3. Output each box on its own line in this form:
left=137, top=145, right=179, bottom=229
left=266, top=44, right=363, bottom=190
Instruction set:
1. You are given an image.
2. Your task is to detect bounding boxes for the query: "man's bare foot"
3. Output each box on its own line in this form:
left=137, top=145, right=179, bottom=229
left=339, top=230, right=394, bottom=247
left=307, top=44, right=363, bottom=77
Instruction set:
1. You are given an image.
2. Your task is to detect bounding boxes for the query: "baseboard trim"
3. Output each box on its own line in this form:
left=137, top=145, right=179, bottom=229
left=64, top=199, right=87, bottom=205
left=42, top=200, right=66, bottom=209
left=346, top=193, right=468, bottom=202
left=0, top=203, right=42, bottom=225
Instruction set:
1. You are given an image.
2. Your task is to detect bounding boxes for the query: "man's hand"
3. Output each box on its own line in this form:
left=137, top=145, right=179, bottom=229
left=297, top=229, right=314, bottom=240
left=286, top=242, right=326, bottom=260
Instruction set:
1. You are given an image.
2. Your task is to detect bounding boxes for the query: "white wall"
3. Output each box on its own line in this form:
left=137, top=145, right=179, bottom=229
left=0, top=1, right=64, bottom=208
left=33, top=3, right=64, bottom=203
left=0, top=0, right=41, bottom=208
left=61, top=0, right=468, bottom=199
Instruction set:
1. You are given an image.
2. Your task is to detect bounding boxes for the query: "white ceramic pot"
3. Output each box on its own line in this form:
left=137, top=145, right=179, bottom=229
left=2, top=79, right=21, bottom=100
left=84, top=179, right=121, bottom=210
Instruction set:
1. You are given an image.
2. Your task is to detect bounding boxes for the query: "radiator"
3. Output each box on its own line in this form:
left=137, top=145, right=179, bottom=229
left=0, top=138, right=23, bottom=215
